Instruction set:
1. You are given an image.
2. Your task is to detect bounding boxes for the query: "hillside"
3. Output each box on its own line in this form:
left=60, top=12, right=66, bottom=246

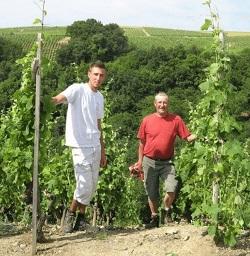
left=0, top=26, right=250, bottom=60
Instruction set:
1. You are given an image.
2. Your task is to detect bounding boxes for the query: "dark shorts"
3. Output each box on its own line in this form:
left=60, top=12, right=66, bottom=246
left=142, top=156, right=178, bottom=201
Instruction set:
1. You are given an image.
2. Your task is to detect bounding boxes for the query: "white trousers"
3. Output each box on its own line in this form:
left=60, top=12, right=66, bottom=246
left=72, top=146, right=101, bottom=205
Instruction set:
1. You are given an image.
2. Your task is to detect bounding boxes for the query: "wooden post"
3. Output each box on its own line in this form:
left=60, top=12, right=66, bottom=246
left=32, top=32, right=42, bottom=256
left=212, top=178, right=219, bottom=204
left=92, top=202, right=97, bottom=227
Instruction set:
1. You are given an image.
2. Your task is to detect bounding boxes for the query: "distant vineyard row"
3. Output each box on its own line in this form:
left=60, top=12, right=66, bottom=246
left=0, top=26, right=67, bottom=60
left=123, top=27, right=250, bottom=52
left=0, top=26, right=249, bottom=60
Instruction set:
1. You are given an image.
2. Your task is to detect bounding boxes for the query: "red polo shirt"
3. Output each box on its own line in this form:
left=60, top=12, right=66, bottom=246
left=137, top=113, right=191, bottom=159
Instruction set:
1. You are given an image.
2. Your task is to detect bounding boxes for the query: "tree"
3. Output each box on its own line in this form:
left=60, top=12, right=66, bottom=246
left=56, top=19, right=129, bottom=65
left=0, top=37, right=23, bottom=111
left=0, top=36, right=22, bottom=63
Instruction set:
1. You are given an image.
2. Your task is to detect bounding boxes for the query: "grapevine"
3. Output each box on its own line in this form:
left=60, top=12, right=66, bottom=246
left=176, top=0, right=250, bottom=246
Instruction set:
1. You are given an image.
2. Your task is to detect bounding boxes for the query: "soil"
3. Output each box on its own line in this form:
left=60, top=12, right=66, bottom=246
left=1, top=222, right=250, bottom=256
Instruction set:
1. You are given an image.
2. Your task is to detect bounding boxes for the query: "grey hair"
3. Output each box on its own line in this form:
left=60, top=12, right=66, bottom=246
left=155, top=92, right=168, bottom=101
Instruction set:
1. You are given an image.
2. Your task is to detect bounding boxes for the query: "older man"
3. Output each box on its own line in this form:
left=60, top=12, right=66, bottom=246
left=136, top=92, right=196, bottom=228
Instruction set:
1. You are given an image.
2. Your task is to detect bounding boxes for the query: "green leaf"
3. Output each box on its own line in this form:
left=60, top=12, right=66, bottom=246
left=23, top=124, right=30, bottom=136
left=206, top=204, right=220, bottom=219
left=33, top=18, right=41, bottom=25
left=197, top=166, right=205, bottom=175
left=202, top=0, right=211, bottom=5
left=199, top=81, right=210, bottom=92
left=13, top=173, right=19, bottom=184
left=224, top=141, right=242, bottom=158
left=237, top=180, right=247, bottom=192
left=208, top=225, right=217, bottom=236
left=209, top=63, right=220, bottom=75
left=239, top=219, right=244, bottom=226
left=234, top=195, right=242, bottom=205
left=224, top=230, right=237, bottom=247
left=25, top=160, right=32, bottom=169
left=201, top=19, right=212, bottom=31
left=181, top=184, right=191, bottom=193
left=214, top=162, right=223, bottom=173
left=192, top=207, right=202, bottom=218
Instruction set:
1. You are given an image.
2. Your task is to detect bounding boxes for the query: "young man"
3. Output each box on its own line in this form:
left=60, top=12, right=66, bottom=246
left=136, top=92, right=196, bottom=228
left=52, top=61, right=107, bottom=233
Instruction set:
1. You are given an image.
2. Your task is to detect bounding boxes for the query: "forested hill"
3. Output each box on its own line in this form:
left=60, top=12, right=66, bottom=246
left=0, top=26, right=250, bottom=60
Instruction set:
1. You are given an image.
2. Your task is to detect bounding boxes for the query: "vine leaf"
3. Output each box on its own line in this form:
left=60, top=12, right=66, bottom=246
left=208, top=225, right=217, bottom=236
left=234, top=195, right=242, bottom=205
left=33, top=18, right=42, bottom=25
left=201, top=18, right=212, bottom=31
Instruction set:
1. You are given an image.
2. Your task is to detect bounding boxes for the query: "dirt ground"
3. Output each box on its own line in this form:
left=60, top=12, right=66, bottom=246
left=1, top=222, right=250, bottom=256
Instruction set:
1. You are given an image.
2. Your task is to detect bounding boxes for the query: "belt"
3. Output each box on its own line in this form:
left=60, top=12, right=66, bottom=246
left=145, top=155, right=172, bottom=162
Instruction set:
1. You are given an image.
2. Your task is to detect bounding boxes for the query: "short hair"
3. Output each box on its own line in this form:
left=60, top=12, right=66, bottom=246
left=155, top=92, right=168, bottom=101
left=89, top=60, right=106, bottom=71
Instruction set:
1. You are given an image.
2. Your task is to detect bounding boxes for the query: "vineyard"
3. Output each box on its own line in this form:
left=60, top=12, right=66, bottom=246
left=1, top=26, right=250, bottom=60
left=0, top=27, right=66, bottom=60
left=0, top=4, right=250, bottom=255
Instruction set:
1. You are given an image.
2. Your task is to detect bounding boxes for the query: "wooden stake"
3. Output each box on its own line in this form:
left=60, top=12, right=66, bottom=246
left=32, top=32, right=42, bottom=256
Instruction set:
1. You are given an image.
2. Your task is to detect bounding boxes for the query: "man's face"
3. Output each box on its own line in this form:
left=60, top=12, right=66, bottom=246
left=88, top=67, right=106, bottom=91
left=154, top=95, right=168, bottom=115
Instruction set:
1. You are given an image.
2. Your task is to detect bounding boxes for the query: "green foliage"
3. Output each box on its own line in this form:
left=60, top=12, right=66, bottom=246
left=0, top=67, right=22, bottom=111
left=106, top=45, right=210, bottom=141
left=0, top=36, right=23, bottom=87
left=56, top=19, right=129, bottom=65
left=0, top=48, right=37, bottom=220
left=0, top=41, right=74, bottom=221
left=94, top=85, right=143, bottom=226
left=0, top=36, right=23, bottom=62
left=176, top=2, right=250, bottom=247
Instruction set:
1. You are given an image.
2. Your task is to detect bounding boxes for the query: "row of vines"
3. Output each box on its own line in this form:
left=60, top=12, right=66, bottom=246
left=177, top=0, right=250, bottom=246
left=0, top=33, right=65, bottom=60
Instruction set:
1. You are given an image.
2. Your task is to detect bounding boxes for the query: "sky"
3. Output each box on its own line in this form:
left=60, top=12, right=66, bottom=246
left=0, top=0, right=250, bottom=32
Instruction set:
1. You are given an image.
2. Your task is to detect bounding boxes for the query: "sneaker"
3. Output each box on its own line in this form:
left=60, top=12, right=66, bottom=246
left=74, top=213, right=87, bottom=231
left=161, top=209, right=173, bottom=225
left=145, top=215, right=159, bottom=229
left=63, top=211, right=75, bottom=233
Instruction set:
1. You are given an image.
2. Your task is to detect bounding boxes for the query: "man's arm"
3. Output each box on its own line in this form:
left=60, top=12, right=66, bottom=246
left=51, top=94, right=67, bottom=105
left=135, top=139, right=145, bottom=171
left=98, top=119, right=107, bottom=168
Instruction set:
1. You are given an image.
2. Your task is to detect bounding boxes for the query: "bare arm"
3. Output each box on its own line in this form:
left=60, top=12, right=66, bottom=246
left=51, top=94, right=67, bottom=105
left=138, top=140, right=144, bottom=163
left=98, top=119, right=107, bottom=168
left=135, top=139, right=145, bottom=171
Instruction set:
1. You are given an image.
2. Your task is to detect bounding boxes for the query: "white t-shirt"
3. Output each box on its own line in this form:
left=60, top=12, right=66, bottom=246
left=61, top=83, right=104, bottom=147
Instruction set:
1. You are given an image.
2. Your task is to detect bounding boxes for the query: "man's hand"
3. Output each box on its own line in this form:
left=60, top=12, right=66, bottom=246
left=129, top=162, right=144, bottom=181
left=187, top=134, right=197, bottom=142
left=134, top=161, right=142, bottom=172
